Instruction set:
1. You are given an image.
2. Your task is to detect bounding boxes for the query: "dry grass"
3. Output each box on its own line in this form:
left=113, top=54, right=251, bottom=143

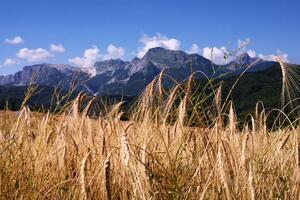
left=1, top=61, right=300, bottom=199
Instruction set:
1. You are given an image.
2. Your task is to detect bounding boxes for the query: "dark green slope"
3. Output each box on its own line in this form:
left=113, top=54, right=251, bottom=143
left=222, top=63, right=282, bottom=117
left=0, top=63, right=289, bottom=122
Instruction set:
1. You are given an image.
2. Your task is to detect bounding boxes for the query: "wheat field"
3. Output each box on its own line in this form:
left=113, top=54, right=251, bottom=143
left=1, top=62, right=300, bottom=199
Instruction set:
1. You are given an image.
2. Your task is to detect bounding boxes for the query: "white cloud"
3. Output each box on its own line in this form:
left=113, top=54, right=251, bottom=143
left=137, top=33, right=181, bottom=58
left=231, top=38, right=289, bottom=63
left=202, top=46, right=234, bottom=65
left=203, top=44, right=289, bottom=64
left=238, top=38, right=258, bottom=58
left=5, top=36, right=24, bottom=44
left=17, top=48, right=53, bottom=62
left=68, top=44, right=126, bottom=76
left=247, top=50, right=257, bottom=58
left=201, top=38, right=253, bottom=65
left=187, top=43, right=200, bottom=54
left=202, top=39, right=289, bottom=64
left=50, top=44, right=66, bottom=53
left=68, top=46, right=100, bottom=68
left=3, top=58, right=16, bottom=66
left=258, top=49, right=288, bottom=62
left=104, top=44, right=125, bottom=59
left=238, top=38, right=251, bottom=49
left=69, top=44, right=125, bottom=68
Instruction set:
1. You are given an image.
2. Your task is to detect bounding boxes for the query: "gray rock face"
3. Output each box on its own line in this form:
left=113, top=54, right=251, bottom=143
left=0, top=48, right=278, bottom=96
left=94, top=59, right=129, bottom=75
left=0, top=74, right=15, bottom=85
left=226, top=53, right=259, bottom=70
left=0, top=63, right=89, bottom=89
left=223, top=53, right=276, bottom=75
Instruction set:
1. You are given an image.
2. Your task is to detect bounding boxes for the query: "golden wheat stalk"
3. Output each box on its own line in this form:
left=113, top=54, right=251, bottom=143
left=121, top=123, right=133, bottom=166
left=80, top=152, right=91, bottom=200
left=104, top=151, right=113, bottom=200
left=217, top=143, right=231, bottom=199
left=248, top=163, right=255, bottom=200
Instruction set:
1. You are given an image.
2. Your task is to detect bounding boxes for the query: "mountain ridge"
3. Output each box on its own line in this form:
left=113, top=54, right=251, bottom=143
left=0, top=47, right=278, bottom=96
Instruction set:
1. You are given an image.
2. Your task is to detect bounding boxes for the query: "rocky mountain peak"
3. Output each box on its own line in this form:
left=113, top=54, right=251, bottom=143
left=0, top=47, right=279, bottom=96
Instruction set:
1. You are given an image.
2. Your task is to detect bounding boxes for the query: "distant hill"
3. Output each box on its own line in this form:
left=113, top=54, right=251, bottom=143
left=0, top=63, right=286, bottom=119
left=0, top=47, right=276, bottom=96
left=220, top=63, right=282, bottom=118
left=0, top=47, right=293, bottom=118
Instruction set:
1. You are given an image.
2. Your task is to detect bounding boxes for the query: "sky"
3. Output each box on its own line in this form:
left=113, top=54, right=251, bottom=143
left=0, top=0, right=299, bottom=75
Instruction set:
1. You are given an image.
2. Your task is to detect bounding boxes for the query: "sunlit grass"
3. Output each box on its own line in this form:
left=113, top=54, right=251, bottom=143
left=1, top=58, right=300, bottom=199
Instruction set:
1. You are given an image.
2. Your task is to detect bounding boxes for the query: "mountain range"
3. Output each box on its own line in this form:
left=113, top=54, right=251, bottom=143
left=0, top=47, right=277, bottom=97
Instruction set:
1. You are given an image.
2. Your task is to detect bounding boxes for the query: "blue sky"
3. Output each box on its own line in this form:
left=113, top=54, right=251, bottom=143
left=0, top=0, right=299, bottom=74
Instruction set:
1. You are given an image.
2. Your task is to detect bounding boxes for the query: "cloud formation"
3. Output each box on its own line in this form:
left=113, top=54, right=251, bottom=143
left=5, top=36, right=24, bottom=44
left=202, top=38, right=289, bottom=65
left=3, top=58, right=16, bottom=66
left=201, top=38, right=255, bottom=65
left=137, top=33, right=181, bottom=58
left=104, top=44, right=125, bottom=59
left=69, top=44, right=125, bottom=67
left=247, top=50, right=257, bottom=58
left=201, top=39, right=253, bottom=65
left=50, top=44, right=66, bottom=53
left=238, top=38, right=251, bottom=49
left=1, top=34, right=291, bottom=71
left=187, top=43, right=201, bottom=54
left=17, top=48, right=53, bottom=62
left=258, top=49, right=289, bottom=62
left=68, top=46, right=100, bottom=69
left=202, top=46, right=233, bottom=65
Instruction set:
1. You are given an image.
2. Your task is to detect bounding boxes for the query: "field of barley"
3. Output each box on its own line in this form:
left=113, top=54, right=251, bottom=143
left=1, top=61, right=300, bottom=200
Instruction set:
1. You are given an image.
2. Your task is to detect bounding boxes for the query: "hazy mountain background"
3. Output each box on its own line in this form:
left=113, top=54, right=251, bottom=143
left=0, top=47, right=288, bottom=118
